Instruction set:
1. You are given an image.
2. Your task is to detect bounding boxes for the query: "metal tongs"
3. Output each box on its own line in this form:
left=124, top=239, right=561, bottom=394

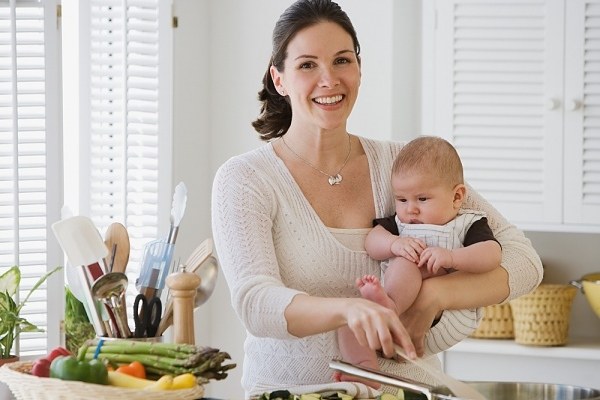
left=329, top=360, right=466, bottom=400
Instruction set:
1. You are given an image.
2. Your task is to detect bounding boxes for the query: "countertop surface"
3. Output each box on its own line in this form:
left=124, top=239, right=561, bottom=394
left=0, top=381, right=224, bottom=400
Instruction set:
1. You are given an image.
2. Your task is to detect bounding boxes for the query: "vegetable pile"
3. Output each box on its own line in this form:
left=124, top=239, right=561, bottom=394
left=80, top=339, right=235, bottom=383
left=31, top=346, right=71, bottom=378
left=27, top=340, right=235, bottom=392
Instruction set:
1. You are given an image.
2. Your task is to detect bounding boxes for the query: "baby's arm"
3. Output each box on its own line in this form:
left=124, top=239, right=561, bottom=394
left=419, top=240, right=501, bottom=275
left=365, top=225, right=426, bottom=263
left=418, top=217, right=502, bottom=275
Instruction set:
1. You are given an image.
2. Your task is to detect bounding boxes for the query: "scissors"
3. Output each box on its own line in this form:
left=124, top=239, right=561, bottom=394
left=133, top=294, right=162, bottom=338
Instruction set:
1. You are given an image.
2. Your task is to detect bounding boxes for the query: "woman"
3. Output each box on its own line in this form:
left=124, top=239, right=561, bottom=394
left=211, top=0, right=543, bottom=398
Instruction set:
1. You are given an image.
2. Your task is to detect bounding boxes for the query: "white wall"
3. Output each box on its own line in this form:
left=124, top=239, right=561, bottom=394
left=171, top=1, right=418, bottom=398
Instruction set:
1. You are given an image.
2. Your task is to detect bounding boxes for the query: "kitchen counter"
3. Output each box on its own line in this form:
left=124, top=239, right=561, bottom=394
left=0, top=381, right=225, bottom=400
left=442, top=337, right=600, bottom=389
left=447, top=337, right=600, bottom=360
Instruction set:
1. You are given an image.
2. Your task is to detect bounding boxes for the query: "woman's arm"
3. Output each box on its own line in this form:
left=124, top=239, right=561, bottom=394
left=464, top=185, right=543, bottom=300
left=402, top=267, right=508, bottom=356
left=285, top=294, right=416, bottom=359
left=212, top=158, right=304, bottom=340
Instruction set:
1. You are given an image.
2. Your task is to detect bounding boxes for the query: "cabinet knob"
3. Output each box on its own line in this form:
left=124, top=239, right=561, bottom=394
left=546, top=98, right=559, bottom=110
left=567, top=100, right=582, bottom=111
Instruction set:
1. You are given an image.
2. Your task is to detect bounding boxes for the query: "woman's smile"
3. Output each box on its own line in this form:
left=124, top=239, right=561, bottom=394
left=313, top=94, right=344, bottom=105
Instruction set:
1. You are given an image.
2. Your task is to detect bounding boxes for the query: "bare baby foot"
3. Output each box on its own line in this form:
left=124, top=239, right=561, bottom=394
left=356, top=275, right=396, bottom=310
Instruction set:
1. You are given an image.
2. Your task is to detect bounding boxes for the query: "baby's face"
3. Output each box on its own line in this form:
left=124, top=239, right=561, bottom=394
left=392, top=171, right=463, bottom=225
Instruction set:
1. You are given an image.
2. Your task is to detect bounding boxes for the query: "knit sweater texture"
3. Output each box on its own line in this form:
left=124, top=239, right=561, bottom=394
left=211, top=136, right=543, bottom=398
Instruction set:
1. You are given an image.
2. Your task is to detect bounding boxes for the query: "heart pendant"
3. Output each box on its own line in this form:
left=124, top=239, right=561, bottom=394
left=328, top=174, right=342, bottom=185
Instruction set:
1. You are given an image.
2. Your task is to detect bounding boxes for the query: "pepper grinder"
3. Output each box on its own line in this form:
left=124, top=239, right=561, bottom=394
left=165, top=266, right=201, bottom=344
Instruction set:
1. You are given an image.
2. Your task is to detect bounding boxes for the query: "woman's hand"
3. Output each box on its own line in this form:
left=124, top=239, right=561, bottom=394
left=400, top=278, right=442, bottom=357
left=345, top=298, right=416, bottom=360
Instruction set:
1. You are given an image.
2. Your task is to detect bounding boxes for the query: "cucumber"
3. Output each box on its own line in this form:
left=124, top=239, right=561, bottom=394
left=376, top=394, right=400, bottom=400
left=396, top=389, right=405, bottom=400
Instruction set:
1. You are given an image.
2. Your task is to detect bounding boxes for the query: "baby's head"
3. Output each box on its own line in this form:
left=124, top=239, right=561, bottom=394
left=392, top=136, right=466, bottom=225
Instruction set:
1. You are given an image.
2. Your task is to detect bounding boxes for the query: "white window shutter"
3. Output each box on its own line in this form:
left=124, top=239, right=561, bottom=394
left=0, top=0, right=62, bottom=357
left=431, top=0, right=564, bottom=225
left=564, top=0, right=600, bottom=225
left=81, top=0, right=172, bottom=296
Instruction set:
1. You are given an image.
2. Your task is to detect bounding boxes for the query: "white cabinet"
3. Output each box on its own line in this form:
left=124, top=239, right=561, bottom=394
left=422, top=0, right=600, bottom=231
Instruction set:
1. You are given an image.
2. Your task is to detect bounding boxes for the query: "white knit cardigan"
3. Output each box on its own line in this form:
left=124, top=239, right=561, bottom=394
left=211, top=136, right=543, bottom=398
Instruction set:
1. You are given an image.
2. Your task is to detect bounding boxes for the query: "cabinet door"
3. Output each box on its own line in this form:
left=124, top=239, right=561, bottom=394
left=564, top=0, right=600, bottom=225
left=428, top=0, right=564, bottom=225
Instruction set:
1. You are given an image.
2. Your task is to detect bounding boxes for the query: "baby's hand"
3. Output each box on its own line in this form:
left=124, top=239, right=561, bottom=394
left=390, top=237, right=426, bottom=263
left=418, top=247, right=453, bottom=274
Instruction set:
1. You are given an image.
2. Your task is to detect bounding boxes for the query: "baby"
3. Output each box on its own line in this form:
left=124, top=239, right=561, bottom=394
left=336, top=136, right=502, bottom=384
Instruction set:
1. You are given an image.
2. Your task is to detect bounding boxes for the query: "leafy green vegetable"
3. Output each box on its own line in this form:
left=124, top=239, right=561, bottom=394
left=64, top=286, right=95, bottom=354
left=65, top=286, right=89, bottom=323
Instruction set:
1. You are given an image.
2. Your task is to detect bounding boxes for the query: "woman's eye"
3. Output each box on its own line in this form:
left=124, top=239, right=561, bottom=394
left=335, top=57, right=350, bottom=65
left=299, top=62, right=314, bottom=69
left=397, top=199, right=407, bottom=203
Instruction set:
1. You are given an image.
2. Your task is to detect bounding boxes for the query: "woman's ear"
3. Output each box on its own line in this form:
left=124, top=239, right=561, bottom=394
left=453, top=184, right=467, bottom=209
left=270, top=65, right=286, bottom=95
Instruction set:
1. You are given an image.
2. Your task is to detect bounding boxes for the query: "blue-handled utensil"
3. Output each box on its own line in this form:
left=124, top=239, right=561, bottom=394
left=137, top=239, right=174, bottom=299
left=138, top=182, right=187, bottom=299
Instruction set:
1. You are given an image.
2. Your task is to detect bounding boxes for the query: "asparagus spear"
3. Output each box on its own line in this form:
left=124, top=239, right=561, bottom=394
left=80, top=339, right=235, bottom=381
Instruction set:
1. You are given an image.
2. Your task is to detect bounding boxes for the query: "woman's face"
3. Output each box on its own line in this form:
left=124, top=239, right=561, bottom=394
left=271, top=21, right=361, bottom=133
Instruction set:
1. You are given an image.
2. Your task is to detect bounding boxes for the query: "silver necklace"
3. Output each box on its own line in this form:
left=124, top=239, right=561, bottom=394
left=282, top=134, right=352, bottom=186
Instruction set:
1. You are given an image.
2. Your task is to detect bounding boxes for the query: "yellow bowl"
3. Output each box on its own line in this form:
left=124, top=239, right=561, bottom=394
left=571, top=273, right=600, bottom=319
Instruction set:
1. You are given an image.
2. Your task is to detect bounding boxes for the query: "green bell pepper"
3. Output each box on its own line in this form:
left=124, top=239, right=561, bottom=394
left=49, top=346, right=108, bottom=385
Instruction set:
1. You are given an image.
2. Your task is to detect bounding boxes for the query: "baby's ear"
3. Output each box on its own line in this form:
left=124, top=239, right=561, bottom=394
left=453, top=184, right=466, bottom=208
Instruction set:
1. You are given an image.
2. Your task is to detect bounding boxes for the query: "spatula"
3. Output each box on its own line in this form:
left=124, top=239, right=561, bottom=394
left=394, top=345, right=486, bottom=400
left=52, top=216, right=109, bottom=336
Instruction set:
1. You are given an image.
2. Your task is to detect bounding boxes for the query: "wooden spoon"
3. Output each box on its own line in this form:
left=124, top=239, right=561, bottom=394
left=104, top=222, right=130, bottom=273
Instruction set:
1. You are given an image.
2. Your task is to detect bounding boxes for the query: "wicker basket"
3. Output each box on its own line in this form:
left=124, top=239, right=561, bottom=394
left=470, top=303, right=514, bottom=339
left=510, top=284, right=577, bottom=346
left=0, top=361, right=204, bottom=400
